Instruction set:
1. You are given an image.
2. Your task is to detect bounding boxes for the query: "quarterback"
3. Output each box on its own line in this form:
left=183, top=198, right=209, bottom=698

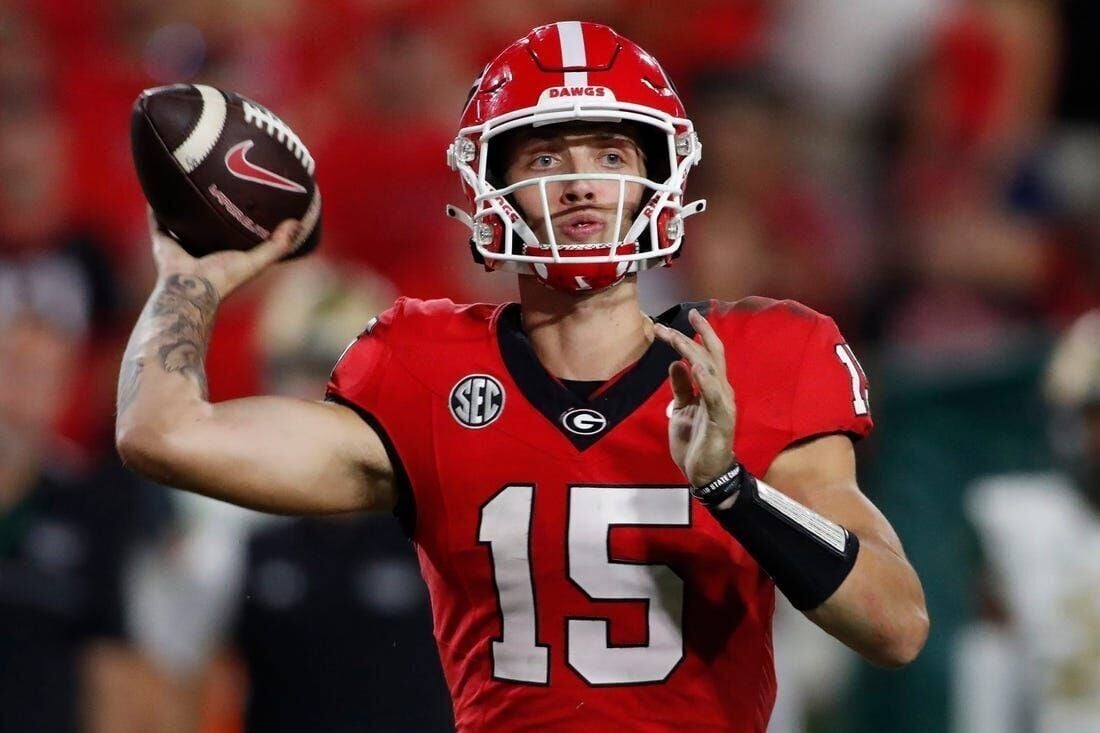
left=116, top=22, right=928, bottom=732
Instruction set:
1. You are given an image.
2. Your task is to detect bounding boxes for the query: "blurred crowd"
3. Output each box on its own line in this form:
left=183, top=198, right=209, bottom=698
left=1, top=0, right=1098, bottom=731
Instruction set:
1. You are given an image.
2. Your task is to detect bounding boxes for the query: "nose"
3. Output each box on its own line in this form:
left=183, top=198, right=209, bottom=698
left=556, top=148, right=601, bottom=205
left=560, top=176, right=596, bottom=205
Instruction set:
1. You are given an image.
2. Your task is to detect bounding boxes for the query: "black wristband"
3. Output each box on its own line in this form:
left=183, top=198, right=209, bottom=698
left=689, top=460, right=744, bottom=506
left=704, top=467, right=860, bottom=610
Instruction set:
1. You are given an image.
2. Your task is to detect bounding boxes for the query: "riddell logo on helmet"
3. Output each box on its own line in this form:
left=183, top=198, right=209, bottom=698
left=537, top=86, right=617, bottom=106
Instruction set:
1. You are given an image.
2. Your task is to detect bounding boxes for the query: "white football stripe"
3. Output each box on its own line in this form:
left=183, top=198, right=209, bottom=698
left=292, top=187, right=322, bottom=251
left=172, top=84, right=227, bottom=173
left=557, top=21, right=588, bottom=87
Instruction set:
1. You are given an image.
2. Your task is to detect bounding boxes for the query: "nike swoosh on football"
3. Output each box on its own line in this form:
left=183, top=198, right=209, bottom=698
left=224, top=140, right=307, bottom=193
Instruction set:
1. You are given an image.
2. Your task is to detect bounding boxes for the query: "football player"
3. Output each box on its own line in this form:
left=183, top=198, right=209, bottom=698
left=963, top=310, right=1100, bottom=733
left=116, top=22, right=928, bottom=732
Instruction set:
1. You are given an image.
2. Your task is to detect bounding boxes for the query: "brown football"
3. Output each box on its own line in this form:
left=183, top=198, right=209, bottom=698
left=131, top=84, right=321, bottom=258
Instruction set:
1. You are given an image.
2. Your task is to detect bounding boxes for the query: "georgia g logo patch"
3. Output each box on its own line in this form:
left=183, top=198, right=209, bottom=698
left=560, top=407, right=607, bottom=436
left=450, top=374, right=505, bottom=429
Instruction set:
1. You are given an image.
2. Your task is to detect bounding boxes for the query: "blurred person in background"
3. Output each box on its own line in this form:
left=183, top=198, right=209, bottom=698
left=845, top=4, right=1085, bottom=732
left=685, top=71, right=870, bottom=328
left=2, top=12, right=169, bottom=730
left=874, top=0, right=1061, bottom=355
left=960, top=310, right=1100, bottom=733
left=0, top=263, right=161, bottom=732
left=234, top=261, right=453, bottom=732
left=115, top=21, right=927, bottom=732
left=1, top=4, right=136, bottom=456
left=0, top=8, right=71, bottom=258
left=130, top=261, right=452, bottom=732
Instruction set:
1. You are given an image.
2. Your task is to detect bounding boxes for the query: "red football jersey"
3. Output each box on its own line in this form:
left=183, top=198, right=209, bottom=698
left=326, top=296, right=872, bottom=732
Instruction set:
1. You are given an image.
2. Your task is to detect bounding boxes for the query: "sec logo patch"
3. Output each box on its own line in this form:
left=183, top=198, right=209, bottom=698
left=450, top=374, right=505, bottom=428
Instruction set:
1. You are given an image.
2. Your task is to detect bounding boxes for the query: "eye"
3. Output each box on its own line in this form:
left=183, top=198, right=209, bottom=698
left=600, top=150, right=628, bottom=167
left=531, top=154, right=557, bottom=169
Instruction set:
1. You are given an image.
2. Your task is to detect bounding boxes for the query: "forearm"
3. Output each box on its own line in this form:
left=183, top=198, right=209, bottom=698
left=116, top=272, right=219, bottom=447
left=113, top=216, right=391, bottom=514
left=708, top=474, right=927, bottom=667
left=701, top=437, right=928, bottom=667
left=115, top=274, right=392, bottom=514
left=805, top=527, right=928, bottom=668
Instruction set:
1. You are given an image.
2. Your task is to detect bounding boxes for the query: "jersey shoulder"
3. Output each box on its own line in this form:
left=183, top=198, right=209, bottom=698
left=692, top=296, right=873, bottom=452
left=332, top=297, right=499, bottom=370
left=368, top=296, right=501, bottom=346
left=327, top=297, right=502, bottom=404
left=706, top=296, right=829, bottom=344
left=661, top=296, right=837, bottom=361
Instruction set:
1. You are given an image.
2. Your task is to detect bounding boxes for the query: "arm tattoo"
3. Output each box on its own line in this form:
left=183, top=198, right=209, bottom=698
left=153, top=274, right=219, bottom=396
left=116, top=273, right=219, bottom=416
left=116, top=354, right=144, bottom=416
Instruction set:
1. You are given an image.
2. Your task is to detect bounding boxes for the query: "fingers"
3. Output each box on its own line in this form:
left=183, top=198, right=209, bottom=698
left=248, top=219, right=301, bottom=270
left=655, top=311, right=734, bottom=427
left=668, top=360, right=695, bottom=407
left=214, top=219, right=300, bottom=296
left=654, top=310, right=724, bottom=376
left=691, top=360, right=733, bottom=429
left=689, top=308, right=725, bottom=376
left=653, top=320, right=706, bottom=365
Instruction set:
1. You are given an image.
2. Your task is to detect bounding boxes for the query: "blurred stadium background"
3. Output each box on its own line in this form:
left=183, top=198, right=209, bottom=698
left=1, top=0, right=1098, bottom=731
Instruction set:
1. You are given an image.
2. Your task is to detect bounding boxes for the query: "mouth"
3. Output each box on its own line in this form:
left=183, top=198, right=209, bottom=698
left=558, top=211, right=607, bottom=241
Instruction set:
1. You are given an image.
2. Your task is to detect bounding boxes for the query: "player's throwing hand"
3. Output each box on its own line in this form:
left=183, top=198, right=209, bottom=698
left=148, top=207, right=300, bottom=302
left=654, top=308, right=737, bottom=488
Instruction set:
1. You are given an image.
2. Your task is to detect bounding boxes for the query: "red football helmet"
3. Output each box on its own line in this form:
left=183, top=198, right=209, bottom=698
left=446, top=22, right=705, bottom=293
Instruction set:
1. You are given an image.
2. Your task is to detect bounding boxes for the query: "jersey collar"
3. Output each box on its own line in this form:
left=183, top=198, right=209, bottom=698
left=495, top=301, right=707, bottom=451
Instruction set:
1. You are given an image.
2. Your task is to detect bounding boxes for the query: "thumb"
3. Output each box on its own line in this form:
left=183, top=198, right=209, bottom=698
left=249, top=219, right=302, bottom=269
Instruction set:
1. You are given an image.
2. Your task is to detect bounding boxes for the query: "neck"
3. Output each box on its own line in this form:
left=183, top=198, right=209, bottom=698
left=517, top=276, right=653, bottom=380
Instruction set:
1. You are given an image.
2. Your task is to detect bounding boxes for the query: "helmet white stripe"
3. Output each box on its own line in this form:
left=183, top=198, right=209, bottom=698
left=557, top=21, right=588, bottom=87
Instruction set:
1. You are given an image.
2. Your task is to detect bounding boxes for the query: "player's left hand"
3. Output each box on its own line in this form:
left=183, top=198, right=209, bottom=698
left=654, top=309, right=736, bottom=487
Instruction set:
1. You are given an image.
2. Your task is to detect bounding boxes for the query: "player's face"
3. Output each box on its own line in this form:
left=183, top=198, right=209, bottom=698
left=503, top=125, right=647, bottom=245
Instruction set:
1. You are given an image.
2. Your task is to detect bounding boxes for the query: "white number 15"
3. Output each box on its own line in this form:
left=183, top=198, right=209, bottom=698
left=479, top=484, right=690, bottom=686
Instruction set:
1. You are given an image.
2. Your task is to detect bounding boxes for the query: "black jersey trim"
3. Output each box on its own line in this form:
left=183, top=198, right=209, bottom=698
left=560, top=378, right=605, bottom=401
left=656, top=300, right=710, bottom=334
left=324, top=395, right=416, bottom=538
left=495, top=300, right=709, bottom=451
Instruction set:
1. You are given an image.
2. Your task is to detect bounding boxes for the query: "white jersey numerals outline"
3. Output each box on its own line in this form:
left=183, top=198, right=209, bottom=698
left=479, top=484, right=691, bottom=686
left=834, top=343, right=870, bottom=416
left=478, top=484, right=549, bottom=683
